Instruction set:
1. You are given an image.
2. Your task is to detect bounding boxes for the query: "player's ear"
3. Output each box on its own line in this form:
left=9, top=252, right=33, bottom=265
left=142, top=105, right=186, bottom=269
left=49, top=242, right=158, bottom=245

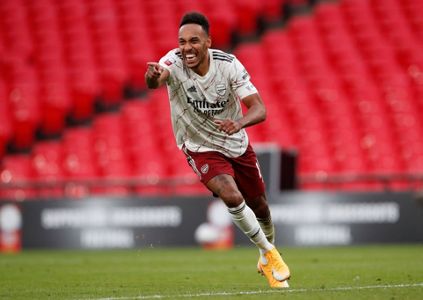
left=206, top=36, right=212, bottom=48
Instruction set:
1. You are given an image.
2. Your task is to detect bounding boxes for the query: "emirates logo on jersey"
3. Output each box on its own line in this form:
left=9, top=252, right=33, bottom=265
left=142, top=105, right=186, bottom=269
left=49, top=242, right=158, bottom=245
left=201, top=164, right=209, bottom=174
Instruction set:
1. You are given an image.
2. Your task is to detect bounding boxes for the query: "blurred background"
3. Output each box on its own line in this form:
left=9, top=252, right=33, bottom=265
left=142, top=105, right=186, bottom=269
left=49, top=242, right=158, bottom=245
left=0, top=0, right=422, bottom=251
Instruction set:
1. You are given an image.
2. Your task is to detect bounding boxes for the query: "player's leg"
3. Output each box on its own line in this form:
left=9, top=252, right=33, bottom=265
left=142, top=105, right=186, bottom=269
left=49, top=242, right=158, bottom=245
left=207, top=176, right=290, bottom=287
left=245, top=193, right=275, bottom=244
left=206, top=174, right=274, bottom=252
left=242, top=198, right=290, bottom=287
left=182, top=147, right=276, bottom=258
left=232, top=145, right=290, bottom=287
left=230, top=145, right=275, bottom=244
left=182, top=146, right=290, bottom=287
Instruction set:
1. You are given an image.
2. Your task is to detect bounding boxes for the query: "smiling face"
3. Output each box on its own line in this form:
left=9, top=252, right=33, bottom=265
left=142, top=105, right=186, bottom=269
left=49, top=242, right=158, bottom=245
left=178, top=23, right=211, bottom=76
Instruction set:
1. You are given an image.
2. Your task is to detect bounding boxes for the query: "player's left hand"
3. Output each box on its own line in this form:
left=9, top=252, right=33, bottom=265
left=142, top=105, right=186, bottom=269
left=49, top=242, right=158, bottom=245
left=214, top=119, right=242, bottom=135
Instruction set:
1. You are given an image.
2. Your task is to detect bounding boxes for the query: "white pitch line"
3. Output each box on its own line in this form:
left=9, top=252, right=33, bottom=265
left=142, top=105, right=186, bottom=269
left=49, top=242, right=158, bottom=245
left=85, top=282, right=423, bottom=300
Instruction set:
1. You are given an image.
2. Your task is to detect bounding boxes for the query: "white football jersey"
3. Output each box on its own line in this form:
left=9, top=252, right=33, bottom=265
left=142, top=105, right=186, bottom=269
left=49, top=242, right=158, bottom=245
left=158, top=48, right=258, bottom=157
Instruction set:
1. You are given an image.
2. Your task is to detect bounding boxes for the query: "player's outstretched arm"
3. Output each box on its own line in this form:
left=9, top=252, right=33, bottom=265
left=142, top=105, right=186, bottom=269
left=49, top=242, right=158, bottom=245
left=145, top=62, right=169, bottom=89
left=214, top=93, right=266, bottom=135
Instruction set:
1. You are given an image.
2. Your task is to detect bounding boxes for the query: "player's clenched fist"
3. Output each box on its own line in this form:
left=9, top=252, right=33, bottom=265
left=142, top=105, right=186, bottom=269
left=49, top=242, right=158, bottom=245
left=145, top=62, right=167, bottom=89
left=146, top=62, right=163, bottom=78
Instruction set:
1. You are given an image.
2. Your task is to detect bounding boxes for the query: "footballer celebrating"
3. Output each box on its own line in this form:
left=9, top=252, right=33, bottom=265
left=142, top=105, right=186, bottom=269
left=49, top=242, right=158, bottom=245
left=145, top=12, right=290, bottom=288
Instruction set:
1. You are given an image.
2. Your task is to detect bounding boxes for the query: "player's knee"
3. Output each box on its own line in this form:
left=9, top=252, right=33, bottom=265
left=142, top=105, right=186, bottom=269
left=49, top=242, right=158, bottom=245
left=219, top=189, right=244, bottom=207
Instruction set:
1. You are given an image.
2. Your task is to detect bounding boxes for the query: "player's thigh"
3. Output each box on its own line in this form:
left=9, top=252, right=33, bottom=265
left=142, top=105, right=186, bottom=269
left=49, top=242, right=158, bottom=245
left=182, top=146, right=234, bottom=185
left=232, top=144, right=266, bottom=200
left=182, top=147, right=243, bottom=207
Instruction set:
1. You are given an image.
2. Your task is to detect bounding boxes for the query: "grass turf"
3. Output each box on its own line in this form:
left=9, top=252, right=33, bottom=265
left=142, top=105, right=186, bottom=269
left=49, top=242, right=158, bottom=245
left=0, top=244, right=422, bottom=300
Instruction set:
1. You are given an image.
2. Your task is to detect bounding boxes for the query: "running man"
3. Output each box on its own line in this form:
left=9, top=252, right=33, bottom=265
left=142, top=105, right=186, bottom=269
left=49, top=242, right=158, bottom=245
left=145, top=12, right=290, bottom=288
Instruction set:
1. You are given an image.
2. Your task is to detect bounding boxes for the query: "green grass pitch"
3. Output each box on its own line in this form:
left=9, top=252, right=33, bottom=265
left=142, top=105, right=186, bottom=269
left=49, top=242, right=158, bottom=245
left=1, top=244, right=422, bottom=299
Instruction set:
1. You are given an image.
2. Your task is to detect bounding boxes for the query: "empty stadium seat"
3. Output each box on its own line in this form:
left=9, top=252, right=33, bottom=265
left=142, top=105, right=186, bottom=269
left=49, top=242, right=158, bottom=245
left=31, top=140, right=65, bottom=198
left=92, top=113, right=132, bottom=195
left=232, top=0, right=262, bottom=35
left=7, top=67, right=41, bottom=151
left=1, top=0, right=423, bottom=196
left=0, top=154, right=35, bottom=200
left=262, top=0, right=286, bottom=22
left=62, top=126, right=98, bottom=198
left=0, top=81, right=13, bottom=159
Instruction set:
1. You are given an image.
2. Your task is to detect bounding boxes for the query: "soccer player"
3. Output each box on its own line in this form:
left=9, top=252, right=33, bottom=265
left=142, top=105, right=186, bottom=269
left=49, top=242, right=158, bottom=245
left=145, top=12, right=290, bottom=288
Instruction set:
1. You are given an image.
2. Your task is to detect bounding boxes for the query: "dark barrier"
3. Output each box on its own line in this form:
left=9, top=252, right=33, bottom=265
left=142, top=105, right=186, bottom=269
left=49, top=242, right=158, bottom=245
left=1, top=191, right=422, bottom=250
left=21, top=197, right=211, bottom=249
left=236, top=191, right=423, bottom=246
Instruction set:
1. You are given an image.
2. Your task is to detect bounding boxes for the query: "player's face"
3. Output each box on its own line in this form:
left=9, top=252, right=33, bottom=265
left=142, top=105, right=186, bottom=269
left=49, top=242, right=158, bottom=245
left=178, top=24, right=211, bottom=74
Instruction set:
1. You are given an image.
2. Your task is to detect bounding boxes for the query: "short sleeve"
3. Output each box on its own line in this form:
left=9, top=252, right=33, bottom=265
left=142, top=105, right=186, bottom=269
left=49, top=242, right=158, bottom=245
left=158, top=53, right=175, bottom=74
left=230, top=57, right=258, bottom=100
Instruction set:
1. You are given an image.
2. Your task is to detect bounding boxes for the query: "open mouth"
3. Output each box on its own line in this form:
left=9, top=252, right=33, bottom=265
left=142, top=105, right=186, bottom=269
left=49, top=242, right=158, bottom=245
left=185, top=53, right=197, bottom=64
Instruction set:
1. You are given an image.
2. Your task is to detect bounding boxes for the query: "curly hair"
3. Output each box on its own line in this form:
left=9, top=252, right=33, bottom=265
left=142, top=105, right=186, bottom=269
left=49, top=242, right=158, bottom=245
left=179, top=12, right=210, bottom=36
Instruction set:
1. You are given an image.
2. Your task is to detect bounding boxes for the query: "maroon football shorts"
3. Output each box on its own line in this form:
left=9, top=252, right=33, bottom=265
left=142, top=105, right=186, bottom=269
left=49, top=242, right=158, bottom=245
left=182, top=144, right=266, bottom=200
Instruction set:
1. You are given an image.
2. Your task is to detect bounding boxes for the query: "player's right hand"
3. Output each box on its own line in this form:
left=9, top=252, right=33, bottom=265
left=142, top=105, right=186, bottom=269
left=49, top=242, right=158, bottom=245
left=146, top=62, right=164, bottom=79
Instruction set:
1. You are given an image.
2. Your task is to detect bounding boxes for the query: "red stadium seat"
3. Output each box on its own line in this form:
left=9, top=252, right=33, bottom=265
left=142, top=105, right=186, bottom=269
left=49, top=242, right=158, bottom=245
left=39, top=80, right=72, bottom=136
left=0, top=154, right=35, bottom=201
left=314, top=2, right=345, bottom=32
left=207, top=11, right=237, bottom=49
left=0, top=81, right=13, bottom=159
left=232, top=0, right=262, bottom=35
left=31, top=141, right=65, bottom=198
left=62, top=127, right=99, bottom=198
left=176, top=0, right=206, bottom=18
left=92, top=113, right=132, bottom=195
left=0, top=0, right=422, bottom=196
left=117, top=6, right=156, bottom=89
left=262, top=0, right=286, bottom=22
left=7, top=64, right=41, bottom=150
left=0, top=0, right=34, bottom=59
left=68, top=65, right=100, bottom=121
left=401, top=0, right=423, bottom=41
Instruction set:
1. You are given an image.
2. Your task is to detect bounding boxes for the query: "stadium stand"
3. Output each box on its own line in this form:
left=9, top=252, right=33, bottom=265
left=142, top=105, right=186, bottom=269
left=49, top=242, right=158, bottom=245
left=0, top=0, right=422, bottom=199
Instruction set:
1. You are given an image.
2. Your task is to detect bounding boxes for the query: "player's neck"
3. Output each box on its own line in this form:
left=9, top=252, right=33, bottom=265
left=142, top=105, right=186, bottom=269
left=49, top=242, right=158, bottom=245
left=192, top=52, right=210, bottom=76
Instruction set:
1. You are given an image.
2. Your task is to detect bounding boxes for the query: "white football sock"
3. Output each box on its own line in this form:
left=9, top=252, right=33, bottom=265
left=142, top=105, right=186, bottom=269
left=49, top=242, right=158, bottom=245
left=257, top=216, right=276, bottom=264
left=227, top=201, right=273, bottom=252
left=257, top=216, right=275, bottom=244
